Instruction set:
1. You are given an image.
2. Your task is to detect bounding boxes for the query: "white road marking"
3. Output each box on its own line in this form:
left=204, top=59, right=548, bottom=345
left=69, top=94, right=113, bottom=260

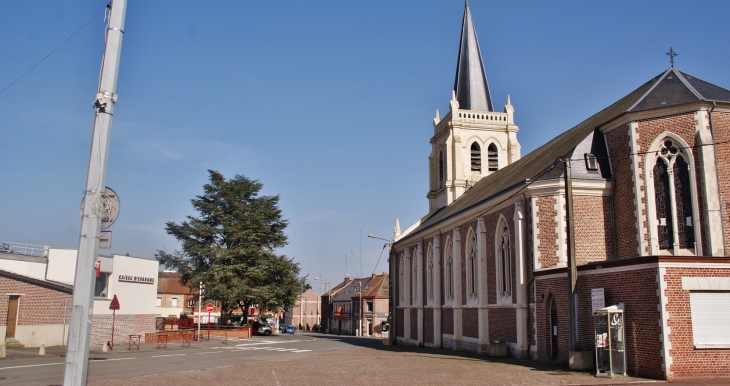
left=0, top=362, right=63, bottom=370
left=151, top=354, right=186, bottom=358
left=292, top=350, right=311, bottom=353
left=197, top=351, right=223, bottom=355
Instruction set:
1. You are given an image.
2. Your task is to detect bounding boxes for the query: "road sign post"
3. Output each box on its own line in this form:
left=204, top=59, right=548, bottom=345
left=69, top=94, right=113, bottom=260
left=206, top=303, right=214, bottom=341
left=109, top=295, right=120, bottom=350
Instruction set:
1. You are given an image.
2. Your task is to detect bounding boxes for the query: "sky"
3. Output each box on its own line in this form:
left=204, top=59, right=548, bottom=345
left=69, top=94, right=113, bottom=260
left=2, top=1, right=730, bottom=294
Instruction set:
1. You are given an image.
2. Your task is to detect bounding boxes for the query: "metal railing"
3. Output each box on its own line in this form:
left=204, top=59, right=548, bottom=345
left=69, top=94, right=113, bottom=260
left=0, top=241, right=48, bottom=257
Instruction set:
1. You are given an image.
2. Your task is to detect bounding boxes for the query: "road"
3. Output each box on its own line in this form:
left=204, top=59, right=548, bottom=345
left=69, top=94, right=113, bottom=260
left=0, top=333, right=364, bottom=386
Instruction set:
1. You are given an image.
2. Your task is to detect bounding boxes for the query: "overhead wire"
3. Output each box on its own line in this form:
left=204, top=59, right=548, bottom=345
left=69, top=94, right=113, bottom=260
left=0, top=5, right=107, bottom=96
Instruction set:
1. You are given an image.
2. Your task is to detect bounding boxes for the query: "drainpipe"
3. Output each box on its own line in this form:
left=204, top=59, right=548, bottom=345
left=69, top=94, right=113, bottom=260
left=708, top=102, right=727, bottom=256
left=609, top=177, right=618, bottom=259
left=523, top=193, right=532, bottom=357
left=438, top=229, right=443, bottom=346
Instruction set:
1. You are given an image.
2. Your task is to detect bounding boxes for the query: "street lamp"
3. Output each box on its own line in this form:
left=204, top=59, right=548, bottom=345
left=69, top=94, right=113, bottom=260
left=368, top=233, right=394, bottom=344
left=314, top=277, right=331, bottom=333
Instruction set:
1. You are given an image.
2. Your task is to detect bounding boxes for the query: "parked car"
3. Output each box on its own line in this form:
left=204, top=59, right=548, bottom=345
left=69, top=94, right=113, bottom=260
left=280, top=324, right=295, bottom=334
left=257, top=324, right=272, bottom=336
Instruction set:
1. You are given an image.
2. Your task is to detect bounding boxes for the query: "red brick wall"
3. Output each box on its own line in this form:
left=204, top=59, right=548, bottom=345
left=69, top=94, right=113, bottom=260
left=462, top=308, right=478, bottom=338
left=536, top=196, right=560, bottom=268
left=396, top=308, right=404, bottom=339
left=574, top=195, right=613, bottom=265
left=712, top=112, right=730, bottom=254
left=536, top=267, right=664, bottom=379
left=605, top=124, right=640, bottom=258
left=663, top=267, right=730, bottom=378
left=410, top=308, right=418, bottom=341
left=424, top=308, right=434, bottom=344
left=488, top=308, right=516, bottom=343
left=442, top=307, right=453, bottom=335
left=0, top=276, right=71, bottom=326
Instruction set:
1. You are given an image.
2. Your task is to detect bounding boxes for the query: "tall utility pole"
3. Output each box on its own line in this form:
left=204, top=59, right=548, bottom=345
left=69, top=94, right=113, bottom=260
left=198, top=282, right=204, bottom=340
left=63, top=2, right=127, bottom=385
left=559, top=156, right=580, bottom=352
left=359, top=230, right=363, bottom=337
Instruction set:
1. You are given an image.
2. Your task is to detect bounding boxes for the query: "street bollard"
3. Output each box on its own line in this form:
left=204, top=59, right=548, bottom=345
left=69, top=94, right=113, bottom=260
left=0, top=343, right=6, bottom=358
left=39, top=344, right=46, bottom=355
left=102, top=342, right=108, bottom=352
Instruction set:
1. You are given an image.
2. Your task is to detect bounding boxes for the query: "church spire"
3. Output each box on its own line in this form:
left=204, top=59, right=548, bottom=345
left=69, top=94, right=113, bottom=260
left=453, top=0, right=493, bottom=112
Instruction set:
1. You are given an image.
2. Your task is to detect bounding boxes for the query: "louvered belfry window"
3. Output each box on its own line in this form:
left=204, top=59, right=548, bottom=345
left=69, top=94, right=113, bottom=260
left=488, top=144, right=498, bottom=171
left=653, top=139, right=695, bottom=252
left=471, top=142, right=481, bottom=172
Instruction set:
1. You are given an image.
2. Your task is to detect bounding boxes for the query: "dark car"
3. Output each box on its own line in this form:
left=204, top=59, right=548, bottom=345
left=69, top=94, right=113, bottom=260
left=280, top=324, right=295, bottom=334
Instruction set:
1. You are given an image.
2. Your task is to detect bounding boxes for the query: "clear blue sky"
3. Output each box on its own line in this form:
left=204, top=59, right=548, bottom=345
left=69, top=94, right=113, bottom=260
left=2, top=1, right=729, bottom=292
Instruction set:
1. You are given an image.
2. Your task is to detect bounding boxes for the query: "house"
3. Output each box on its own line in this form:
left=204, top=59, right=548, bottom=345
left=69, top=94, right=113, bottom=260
left=360, top=273, right=390, bottom=336
left=0, top=243, right=158, bottom=347
left=390, top=1, right=730, bottom=380
left=282, top=288, right=320, bottom=330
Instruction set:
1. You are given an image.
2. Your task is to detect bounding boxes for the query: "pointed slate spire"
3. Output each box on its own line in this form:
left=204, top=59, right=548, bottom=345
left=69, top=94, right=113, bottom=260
left=453, top=0, right=493, bottom=112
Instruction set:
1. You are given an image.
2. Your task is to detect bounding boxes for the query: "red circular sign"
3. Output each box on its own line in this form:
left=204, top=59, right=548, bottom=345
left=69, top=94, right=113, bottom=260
left=205, top=303, right=214, bottom=312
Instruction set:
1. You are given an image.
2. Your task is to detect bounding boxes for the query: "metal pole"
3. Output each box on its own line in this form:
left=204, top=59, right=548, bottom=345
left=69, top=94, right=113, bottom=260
left=359, top=230, right=362, bottom=337
left=62, top=299, right=68, bottom=347
left=562, top=157, right=579, bottom=352
left=198, top=282, right=203, bottom=341
left=63, top=2, right=126, bottom=384
left=110, top=309, right=115, bottom=350
left=207, top=311, right=210, bottom=341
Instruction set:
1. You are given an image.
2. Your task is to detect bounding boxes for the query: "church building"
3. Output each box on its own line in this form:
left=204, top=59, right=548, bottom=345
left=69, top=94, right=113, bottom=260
left=390, top=2, right=730, bottom=380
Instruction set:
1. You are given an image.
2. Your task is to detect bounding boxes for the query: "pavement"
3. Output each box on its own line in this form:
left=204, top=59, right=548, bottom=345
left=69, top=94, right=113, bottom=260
left=2, top=333, right=729, bottom=385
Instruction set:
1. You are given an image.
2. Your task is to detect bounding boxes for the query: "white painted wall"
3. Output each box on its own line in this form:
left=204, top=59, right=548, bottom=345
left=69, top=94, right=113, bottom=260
left=0, top=258, right=46, bottom=280
left=14, top=324, right=68, bottom=347
left=46, top=248, right=77, bottom=284
left=93, top=255, right=158, bottom=316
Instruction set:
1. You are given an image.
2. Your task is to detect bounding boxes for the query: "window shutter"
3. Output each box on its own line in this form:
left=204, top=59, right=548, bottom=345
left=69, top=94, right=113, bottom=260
left=690, top=292, right=730, bottom=348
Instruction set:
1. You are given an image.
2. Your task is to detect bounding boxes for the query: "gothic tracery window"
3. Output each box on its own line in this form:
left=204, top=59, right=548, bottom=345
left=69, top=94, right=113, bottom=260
left=439, top=151, right=445, bottom=182
left=497, top=226, right=511, bottom=297
left=427, top=247, right=434, bottom=301
left=445, top=240, right=454, bottom=298
left=468, top=234, right=477, bottom=296
left=653, top=139, right=695, bottom=251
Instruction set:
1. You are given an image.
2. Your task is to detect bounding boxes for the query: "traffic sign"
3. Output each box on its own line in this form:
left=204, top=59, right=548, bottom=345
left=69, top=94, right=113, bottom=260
left=109, top=294, right=120, bottom=310
left=205, top=303, right=214, bottom=312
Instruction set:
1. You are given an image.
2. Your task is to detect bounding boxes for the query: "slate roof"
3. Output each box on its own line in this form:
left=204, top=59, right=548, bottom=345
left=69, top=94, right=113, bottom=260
left=628, top=68, right=730, bottom=112
left=332, top=277, right=370, bottom=302
left=399, top=68, right=730, bottom=243
left=453, top=0, right=492, bottom=112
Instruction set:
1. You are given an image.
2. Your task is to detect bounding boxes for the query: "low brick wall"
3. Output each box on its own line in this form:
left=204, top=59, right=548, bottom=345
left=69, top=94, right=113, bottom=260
left=145, top=328, right=251, bottom=343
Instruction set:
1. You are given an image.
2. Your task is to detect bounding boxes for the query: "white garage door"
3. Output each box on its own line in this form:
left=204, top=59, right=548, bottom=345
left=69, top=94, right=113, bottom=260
left=689, top=291, right=730, bottom=348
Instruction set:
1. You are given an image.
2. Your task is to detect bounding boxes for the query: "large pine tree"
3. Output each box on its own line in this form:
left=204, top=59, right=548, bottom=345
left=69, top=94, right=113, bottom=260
left=156, top=170, right=304, bottom=322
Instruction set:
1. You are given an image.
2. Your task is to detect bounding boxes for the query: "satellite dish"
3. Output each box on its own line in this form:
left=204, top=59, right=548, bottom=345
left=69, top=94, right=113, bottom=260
left=79, top=187, right=120, bottom=230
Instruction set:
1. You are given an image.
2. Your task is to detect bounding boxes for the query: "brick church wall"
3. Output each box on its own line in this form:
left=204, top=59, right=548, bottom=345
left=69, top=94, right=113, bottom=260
left=536, top=196, right=559, bottom=268
left=396, top=308, right=404, bottom=339
left=462, top=308, right=478, bottom=338
left=711, top=112, right=730, bottom=254
left=410, top=308, right=418, bottom=341
left=442, top=307, right=453, bottom=335
left=573, top=195, right=613, bottom=265
left=605, top=124, right=640, bottom=258
left=424, top=308, right=434, bottom=344
left=488, top=308, right=516, bottom=343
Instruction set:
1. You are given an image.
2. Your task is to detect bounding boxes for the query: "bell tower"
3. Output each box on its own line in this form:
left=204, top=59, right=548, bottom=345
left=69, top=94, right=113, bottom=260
left=427, top=1, right=520, bottom=212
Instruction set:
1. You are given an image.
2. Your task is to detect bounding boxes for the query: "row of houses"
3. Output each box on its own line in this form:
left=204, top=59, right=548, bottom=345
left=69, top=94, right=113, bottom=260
left=319, top=273, right=389, bottom=336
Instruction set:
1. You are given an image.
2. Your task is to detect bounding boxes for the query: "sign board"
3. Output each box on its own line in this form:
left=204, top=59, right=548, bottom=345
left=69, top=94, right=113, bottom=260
left=109, top=294, right=120, bottom=310
left=206, top=303, right=214, bottom=312
left=99, top=231, right=112, bottom=249
left=591, top=288, right=605, bottom=313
